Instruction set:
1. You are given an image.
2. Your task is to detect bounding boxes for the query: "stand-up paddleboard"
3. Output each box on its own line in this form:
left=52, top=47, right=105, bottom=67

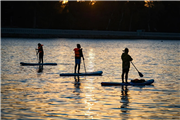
left=20, top=62, right=57, bottom=66
left=60, top=71, right=103, bottom=76
left=101, top=79, right=154, bottom=86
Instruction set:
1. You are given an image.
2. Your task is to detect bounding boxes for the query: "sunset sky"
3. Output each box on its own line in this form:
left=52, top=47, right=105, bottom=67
left=61, top=0, right=96, bottom=3
left=60, top=0, right=152, bottom=7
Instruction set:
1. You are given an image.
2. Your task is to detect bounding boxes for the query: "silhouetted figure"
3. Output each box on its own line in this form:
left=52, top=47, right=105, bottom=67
left=74, top=44, right=84, bottom=73
left=121, top=48, right=133, bottom=83
left=36, top=43, right=44, bottom=63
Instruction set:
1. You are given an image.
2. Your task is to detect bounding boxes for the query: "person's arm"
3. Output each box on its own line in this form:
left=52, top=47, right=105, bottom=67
left=122, top=53, right=128, bottom=62
left=80, top=49, right=84, bottom=60
left=121, top=53, right=124, bottom=61
left=129, top=55, right=133, bottom=61
left=35, top=48, right=39, bottom=53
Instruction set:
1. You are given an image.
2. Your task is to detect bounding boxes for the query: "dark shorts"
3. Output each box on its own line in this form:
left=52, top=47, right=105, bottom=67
left=75, top=58, right=81, bottom=64
left=39, top=53, right=43, bottom=58
left=122, top=68, right=129, bottom=73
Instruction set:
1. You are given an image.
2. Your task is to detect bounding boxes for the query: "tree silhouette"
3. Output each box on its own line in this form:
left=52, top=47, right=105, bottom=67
left=1, top=1, right=180, bottom=32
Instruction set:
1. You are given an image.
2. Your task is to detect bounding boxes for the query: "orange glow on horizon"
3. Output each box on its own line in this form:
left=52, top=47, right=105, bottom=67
left=144, top=0, right=154, bottom=7
left=60, top=0, right=96, bottom=5
left=60, top=1, right=151, bottom=7
left=60, top=0, right=68, bottom=4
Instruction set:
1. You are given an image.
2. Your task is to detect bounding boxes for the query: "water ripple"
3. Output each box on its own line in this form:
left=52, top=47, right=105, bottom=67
left=1, top=39, right=179, bottom=119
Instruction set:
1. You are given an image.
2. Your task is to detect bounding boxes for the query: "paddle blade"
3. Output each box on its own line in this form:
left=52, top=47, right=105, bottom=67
left=138, top=72, right=143, bottom=77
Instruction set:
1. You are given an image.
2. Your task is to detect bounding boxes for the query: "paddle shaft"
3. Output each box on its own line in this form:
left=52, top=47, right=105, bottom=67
left=131, top=62, right=139, bottom=72
left=83, top=59, right=86, bottom=73
left=35, top=49, right=39, bottom=62
left=131, top=61, right=143, bottom=77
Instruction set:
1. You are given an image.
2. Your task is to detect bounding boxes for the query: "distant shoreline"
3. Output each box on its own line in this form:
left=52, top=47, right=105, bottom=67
left=1, top=28, right=180, bottom=40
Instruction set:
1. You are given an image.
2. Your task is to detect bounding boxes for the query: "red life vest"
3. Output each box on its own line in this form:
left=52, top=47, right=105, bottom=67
left=74, top=48, right=80, bottom=57
left=38, top=44, right=43, bottom=53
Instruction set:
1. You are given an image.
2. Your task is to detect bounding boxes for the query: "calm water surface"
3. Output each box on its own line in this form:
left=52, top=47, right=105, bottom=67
left=1, top=38, right=180, bottom=120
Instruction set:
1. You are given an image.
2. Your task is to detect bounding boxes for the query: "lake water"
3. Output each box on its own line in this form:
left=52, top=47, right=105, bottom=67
left=1, top=38, right=180, bottom=120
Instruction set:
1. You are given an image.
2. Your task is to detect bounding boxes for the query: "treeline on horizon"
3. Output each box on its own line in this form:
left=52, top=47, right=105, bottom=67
left=2, top=1, right=180, bottom=33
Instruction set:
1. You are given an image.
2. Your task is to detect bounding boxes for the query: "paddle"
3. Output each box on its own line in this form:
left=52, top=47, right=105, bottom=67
left=131, top=62, right=143, bottom=77
left=83, top=58, right=86, bottom=73
left=35, top=49, right=38, bottom=63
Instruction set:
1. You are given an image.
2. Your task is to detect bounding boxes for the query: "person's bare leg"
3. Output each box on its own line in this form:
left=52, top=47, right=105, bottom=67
left=122, top=71, right=125, bottom=83
left=74, top=64, right=77, bottom=73
left=78, top=64, right=80, bottom=73
left=125, top=71, right=129, bottom=83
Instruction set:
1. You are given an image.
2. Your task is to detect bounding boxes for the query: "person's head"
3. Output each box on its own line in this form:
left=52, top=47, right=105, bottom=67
left=77, top=44, right=81, bottom=48
left=123, top=48, right=129, bottom=53
left=38, top=43, right=41, bottom=47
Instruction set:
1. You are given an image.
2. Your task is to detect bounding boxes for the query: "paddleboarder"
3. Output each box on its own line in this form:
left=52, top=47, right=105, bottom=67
left=36, top=43, right=44, bottom=63
left=121, top=48, right=133, bottom=83
left=74, top=44, right=84, bottom=73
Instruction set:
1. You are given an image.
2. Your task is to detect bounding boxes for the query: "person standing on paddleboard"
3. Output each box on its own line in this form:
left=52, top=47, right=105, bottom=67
left=36, top=43, right=44, bottom=63
left=121, top=48, right=133, bottom=83
left=74, top=44, right=84, bottom=73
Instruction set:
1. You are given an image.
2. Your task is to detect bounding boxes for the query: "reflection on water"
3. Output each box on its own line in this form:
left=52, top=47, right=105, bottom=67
left=120, top=86, right=129, bottom=113
left=1, top=38, right=179, bottom=119
left=120, top=85, right=129, bottom=120
left=87, top=48, right=95, bottom=72
left=74, top=76, right=80, bottom=88
left=37, top=65, right=43, bottom=73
